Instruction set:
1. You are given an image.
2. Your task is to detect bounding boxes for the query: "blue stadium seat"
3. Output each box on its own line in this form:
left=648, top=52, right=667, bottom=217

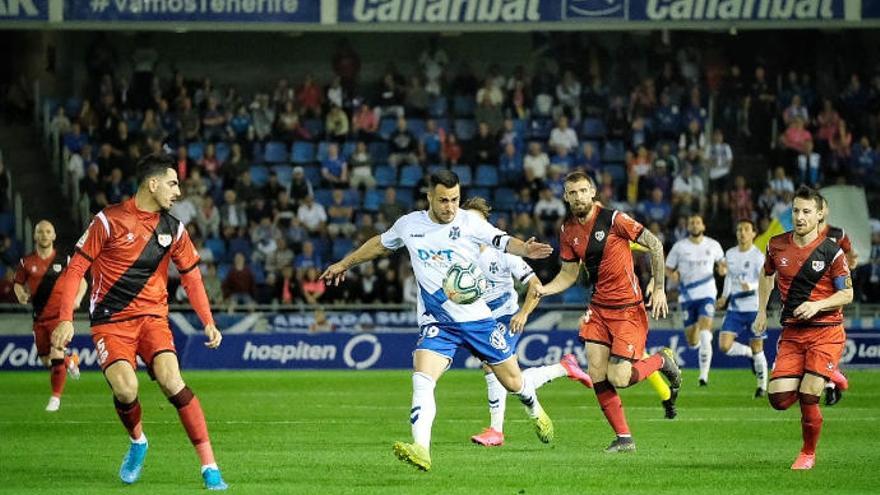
left=427, top=164, right=445, bottom=175
left=187, top=142, right=205, bottom=161
left=603, top=163, right=626, bottom=186
left=581, top=118, right=607, bottom=139
left=396, top=188, right=415, bottom=208
left=228, top=237, right=252, bottom=260
left=378, top=118, right=398, bottom=140
left=453, top=95, right=475, bottom=117
left=374, top=165, right=397, bottom=188
left=273, top=165, right=293, bottom=188
left=368, top=142, right=390, bottom=163
left=64, top=98, right=82, bottom=119
left=452, top=165, right=472, bottom=186
left=332, top=238, right=355, bottom=261
left=205, top=237, right=227, bottom=262
left=291, top=142, right=316, bottom=164
left=264, top=141, right=289, bottom=164
left=467, top=187, right=491, bottom=201
left=528, top=118, right=554, bottom=140
left=0, top=213, right=14, bottom=237
left=454, top=119, right=477, bottom=141
left=428, top=96, right=448, bottom=118
left=492, top=188, right=516, bottom=212
left=316, top=141, right=332, bottom=162
left=303, top=118, right=324, bottom=138
left=251, top=142, right=265, bottom=164
left=513, top=119, right=528, bottom=136
left=216, top=263, right=231, bottom=281
left=562, top=285, right=588, bottom=304
left=434, top=118, right=450, bottom=134
left=250, top=262, right=266, bottom=285
left=602, top=140, right=626, bottom=163
left=302, top=164, right=322, bottom=185
left=362, top=189, right=383, bottom=212
left=341, top=141, right=357, bottom=158
left=314, top=188, right=334, bottom=206
left=344, top=188, right=360, bottom=206
left=408, top=119, right=427, bottom=138
left=215, top=142, right=231, bottom=164
left=475, top=165, right=499, bottom=187
left=249, top=165, right=269, bottom=187
left=399, top=165, right=423, bottom=187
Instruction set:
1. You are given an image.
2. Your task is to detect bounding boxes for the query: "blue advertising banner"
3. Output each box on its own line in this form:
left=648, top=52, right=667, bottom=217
left=3, top=329, right=879, bottom=371
left=65, top=0, right=320, bottom=23
left=338, top=0, right=857, bottom=24
left=0, top=0, right=48, bottom=20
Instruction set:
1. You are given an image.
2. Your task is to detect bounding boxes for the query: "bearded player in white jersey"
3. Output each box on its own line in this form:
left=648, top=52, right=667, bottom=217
left=322, top=171, right=555, bottom=471
left=461, top=197, right=593, bottom=447
left=716, top=219, right=769, bottom=397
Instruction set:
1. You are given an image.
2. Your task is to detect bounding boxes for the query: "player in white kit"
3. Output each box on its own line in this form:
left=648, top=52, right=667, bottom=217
left=461, top=198, right=593, bottom=447
left=665, top=214, right=726, bottom=386
left=322, top=171, right=555, bottom=471
left=716, top=219, right=769, bottom=397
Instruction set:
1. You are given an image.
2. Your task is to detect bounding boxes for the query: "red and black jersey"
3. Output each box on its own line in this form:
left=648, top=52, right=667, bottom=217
left=70, top=199, right=200, bottom=326
left=764, top=232, right=850, bottom=327
left=14, top=249, right=69, bottom=322
left=820, top=224, right=853, bottom=254
left=559, top=205, right=644, bottom=307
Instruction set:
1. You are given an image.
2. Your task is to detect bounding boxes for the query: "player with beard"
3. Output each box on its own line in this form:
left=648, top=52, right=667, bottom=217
left=52, top=154, right=228, bottom=490
left=754, top=186, right=853, bottom=470
left=665, top=215, right=726, bottom=386
left=13, top=220, right=87, bottom=411
left=532, top=171, right=681, bottom=453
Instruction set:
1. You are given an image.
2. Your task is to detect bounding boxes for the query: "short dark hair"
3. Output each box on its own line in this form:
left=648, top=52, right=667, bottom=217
left=429, top=170, right=459, bottom=189
left=736, top=218, right=756, bottom=230
left=135, top=153, right=176, bottom=186
left=461, top=196, right=491, bottom=219
left=793, top=185, right=824, bottom=210
left=563, top=171, right=595, bottom=187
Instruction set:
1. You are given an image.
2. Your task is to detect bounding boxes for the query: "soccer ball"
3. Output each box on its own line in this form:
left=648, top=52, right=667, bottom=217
left=442, top=262, right=487, bottom=305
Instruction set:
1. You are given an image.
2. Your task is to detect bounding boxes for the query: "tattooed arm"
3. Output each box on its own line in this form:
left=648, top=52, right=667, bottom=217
left=635, top=229, right=668, bottom=319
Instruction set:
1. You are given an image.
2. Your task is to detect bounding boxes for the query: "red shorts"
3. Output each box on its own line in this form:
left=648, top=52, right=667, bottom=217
left=32, top=319, right=60, bottom=357
left=91, top=316, right=176, bottom=372
left=771, top=325, right=845, bottom=381
left=579, top=303, right=648, bottom=361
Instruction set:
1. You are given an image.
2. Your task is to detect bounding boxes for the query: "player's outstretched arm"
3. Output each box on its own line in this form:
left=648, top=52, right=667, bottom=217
left=506, top=236, right=553, bottom=259
left=73, top=279, right=88, bottom=309
left=511, top=277, right=543, bottom=333
left=752, top=272, right=775, bottom=335
left=321, top=235, right=392, bottom=286
left=535, top=261, right=580, bottom=299
left=635, top=229, right=667, bottom=319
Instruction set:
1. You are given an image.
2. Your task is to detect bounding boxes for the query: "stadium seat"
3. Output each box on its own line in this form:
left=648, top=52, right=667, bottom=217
left=603, top=140, right=626, bottom=163
left=399, top=165, right=423, bottom=187
left=378, top=118, right=398, bottom=140
left=368, top=142, right=390, bottom=163
left=314, top=188, right=334, bottom=206
left=603, top=163, right=626, bottom=186
left=316, top=141, right=332, bottom=162
left=453, top=95, right=476, bottom=117
left=250, top=262, right=266, bottom=285
left=581, top=118, right=607, bottom=139
left=374, top=165, right=397, bottom=187
left=428, top=96, right=448, bottom=118
left=408, top=118, right=427, bottom=138
left=528, top=118, right=553, bottom=140
left=215, top=142, right=231, bottom=164
left=513, top=119, right=528, bottom=136
left=302, top=164, right=322, bottom=185
left=396, top=188, right=415, bottom=208
left=0, top=213, right=14, bottom=237
left=187, top=141, right=205, bottom=161
left=228, top=238, right=252, bottom=260
left=452, top=165, right=473, bottom=186
left=427, top=164, right=445, bottom=175
left=205, top=237, right=227, bottom=262
left=562, top=285, right=588, bottom=304
left=216, top=263, right=231, bottom=282
left=362, top=189, right=383, bottom=212
left=475, top=165, right=499, bottom=187
left=249, top=165, right=269, bottom=187
left=341, top=141, right=357, bottom=158
left=251, top=142, right=265, bottom=164
left=492, top=188, right=517, bottom=212
left=467, top=187, right=491, bottom=201
left=303, top=118, right=324, bottom=138
left=332, top=238, right=355, bottom=261
left=264, top=141, right=289, bottom=164
left=64, top=98, right=82, bottom=119
left=273, top=165, right=293, bottom=188
left=291, top=142, right=316, bottom=164
left=454, top=119, right=477, bottom=141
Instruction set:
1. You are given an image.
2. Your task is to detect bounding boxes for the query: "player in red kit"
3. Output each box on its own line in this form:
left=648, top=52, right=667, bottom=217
left=13, top=220, right=87, bottom=412
left=753, top=186, right=853, bottom=470
left=51, top=154, right=228, bottom=490
left=533, top=172, right=681, bottom=453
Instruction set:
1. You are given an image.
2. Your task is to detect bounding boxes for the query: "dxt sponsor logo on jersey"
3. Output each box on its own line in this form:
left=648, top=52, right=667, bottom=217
left=416, top=249, right=454, bottom=264
left=563, top=0, right=624, bottom=19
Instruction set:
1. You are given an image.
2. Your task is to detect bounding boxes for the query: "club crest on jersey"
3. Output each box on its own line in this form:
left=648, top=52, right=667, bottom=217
left=157, top=234, right=172, bottom=247
left=489, top=261, right=498, bottom=274
left=52, top=264, right=62, bottom=273
left=126, top=233, right=135, bottom=243
left=448, top=226, right=460, bottom=240
left=780, top=257, right=789, bottom=267
left=812, top=260, right=825, bottom=272
left=572, top=237, right=579, bottom=246
left=594, top=230, right=605, bottom=241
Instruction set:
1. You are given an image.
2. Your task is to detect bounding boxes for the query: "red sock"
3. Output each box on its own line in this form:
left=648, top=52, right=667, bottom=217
left=169, top=386, right=216, bottom=466
left=831, top=369, right=848, bottom=390
left=799, top=394, right=823, bottom=455
left=594, top=381, right=631, bottom=436
left=628, top=353, right=664, bottom=386
left=50, top=359, right=67, bottom=398
left=114, top=397, right=144, bottom=440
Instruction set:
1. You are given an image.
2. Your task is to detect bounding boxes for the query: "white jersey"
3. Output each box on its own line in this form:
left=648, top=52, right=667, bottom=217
left=666, top=236, right=725, bottom=303
left=477, top=248, right=535, bottom=319
left=380, top=209, right=511, bottom=326
left=721, top=245, right=764, bottom=312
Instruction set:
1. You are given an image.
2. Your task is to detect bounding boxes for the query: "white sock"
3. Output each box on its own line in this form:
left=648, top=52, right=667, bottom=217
left=522, top=364, right=567, bottom=389
left=131, top=433, right=147, bottom=445
left=725, top=341, right=753, bottom=358
left=410, top=372, right=436, bottom=449
left=753, top=351, right=768, bottom=390
left=513, top=373, right=543, bottom=418
left=200, top=463, right=218, bottom=474
left=826, top=381, right=836, bottom=390
left=698, top=330, right=713, bottom=382
left=484, top=373, right=507, bottom=432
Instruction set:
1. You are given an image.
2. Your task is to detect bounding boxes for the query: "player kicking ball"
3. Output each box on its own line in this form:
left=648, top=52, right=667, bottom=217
left=666, top=214, right=726, bottom=387
left=753, top=186, right=853, bottom=470
left=461, top=198, right=592, bottom=447
left=532, top=172, right=681, bottom=453
left=716, top=219, right=769, bottom=397
left=13, top=220, right=87, bottom=411
left=52, top=154, right=228, bottom=489
left=322, top=171, right=556, bottom=471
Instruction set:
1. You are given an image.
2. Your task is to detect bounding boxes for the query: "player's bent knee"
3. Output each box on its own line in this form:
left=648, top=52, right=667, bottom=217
left=769, top=390, right=798, bottom=410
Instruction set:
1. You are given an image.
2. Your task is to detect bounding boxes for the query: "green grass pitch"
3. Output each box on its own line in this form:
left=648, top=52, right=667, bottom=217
left=1, top=369, right=878, bottom=494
